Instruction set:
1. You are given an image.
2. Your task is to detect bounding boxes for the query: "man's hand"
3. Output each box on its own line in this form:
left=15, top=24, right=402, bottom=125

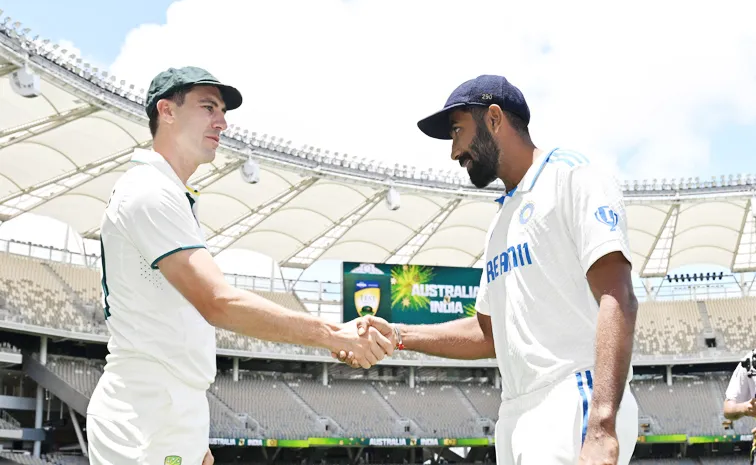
left=329, top=318, right=394, bottom=369
left=331, top=315, right=396, bottom=366
left=578, top=425, right=619, bottom=465
left=741, top=398, right=756, bottom=417
left=202, top=448, right=214, bottom=465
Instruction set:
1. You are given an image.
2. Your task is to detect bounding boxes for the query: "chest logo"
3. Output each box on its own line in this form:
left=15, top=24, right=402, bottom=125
left=519, top=202, right=535, bottom=224
left=486, top=242, right=533, bottom=283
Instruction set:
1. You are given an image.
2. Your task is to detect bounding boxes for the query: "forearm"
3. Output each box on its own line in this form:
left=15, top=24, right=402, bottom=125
left=588, top=291, right=637, bottom=429
left=210, top=287, right=337, bottom=350
left=399, top=316, right=495, bottom=360
left=723, top=400, right=746, bottom=420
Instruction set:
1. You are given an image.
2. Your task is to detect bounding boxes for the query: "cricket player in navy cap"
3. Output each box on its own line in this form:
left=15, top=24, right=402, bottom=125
left=339, top=75, right=639, bottom=465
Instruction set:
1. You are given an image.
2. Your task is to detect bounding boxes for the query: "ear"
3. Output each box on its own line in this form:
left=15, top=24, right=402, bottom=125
left=487, top=104, right=504, bottom=134
left=156, top=99, right=176, bottom=126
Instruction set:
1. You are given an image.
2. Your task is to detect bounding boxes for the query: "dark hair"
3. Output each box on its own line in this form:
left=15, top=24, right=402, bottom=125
left=465, top=105, right=530, bottom=141
left=148, top=87, right=189, bottom=137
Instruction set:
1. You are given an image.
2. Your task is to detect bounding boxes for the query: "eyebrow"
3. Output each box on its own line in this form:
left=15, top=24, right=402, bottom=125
left=198, top=98, right=227, bottom=113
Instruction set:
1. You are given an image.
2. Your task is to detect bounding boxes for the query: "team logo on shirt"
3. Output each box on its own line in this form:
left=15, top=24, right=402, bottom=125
left=164, top=456, right=182, bottom=465
left=594, top=206, right=619, bottom=232
left=519, top=202, right=535, bottom=224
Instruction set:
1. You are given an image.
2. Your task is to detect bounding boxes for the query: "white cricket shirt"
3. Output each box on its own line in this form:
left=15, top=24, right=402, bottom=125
left=725, top=356, right=756, bottom=402
left=98, top=149, right=216, bottom=391
left=476, top=148, right=632, bottom=401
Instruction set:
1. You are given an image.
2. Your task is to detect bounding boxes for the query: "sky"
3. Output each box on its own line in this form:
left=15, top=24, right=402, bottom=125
left=1, top=0, right=756, bottom=288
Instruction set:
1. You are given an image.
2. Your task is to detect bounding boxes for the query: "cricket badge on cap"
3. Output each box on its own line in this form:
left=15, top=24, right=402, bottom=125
left=164, top=456, right=182, bottom=465
left=519, top=202, right=535, bottom=225
left=594, top=205, right=619, bottom=231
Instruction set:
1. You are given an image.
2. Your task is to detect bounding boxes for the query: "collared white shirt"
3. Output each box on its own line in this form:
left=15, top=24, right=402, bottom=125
left=476, top=148, right=632, bottom=401
left=726, top=356, right=756, bottom=402
left=98, top=148, right=216, bottom=390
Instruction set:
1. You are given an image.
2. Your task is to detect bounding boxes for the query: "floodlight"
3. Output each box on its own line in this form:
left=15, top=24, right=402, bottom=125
left=240, top=157, right=260, bottom=184
left=9, top=66, right=41, bottom=98
left=386, top=186, right=400, bottom=211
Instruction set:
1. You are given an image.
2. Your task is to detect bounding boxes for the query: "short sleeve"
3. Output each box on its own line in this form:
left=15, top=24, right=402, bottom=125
left=725, top=364, right=751, bottom=403
left=475, top=269, right=490, bottom=316
left=562, top=164, right=632, bottom=274
left=119, top=184, right=206, bottom=269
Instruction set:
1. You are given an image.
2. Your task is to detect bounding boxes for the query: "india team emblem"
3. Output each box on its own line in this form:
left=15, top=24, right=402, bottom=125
left=164, top=456, right=182, bottom=465
left=519, top=202, right=535, bottom=224
left=594, top=206, right=619, bottom=231
left=354, top=281, right=380, bottom=316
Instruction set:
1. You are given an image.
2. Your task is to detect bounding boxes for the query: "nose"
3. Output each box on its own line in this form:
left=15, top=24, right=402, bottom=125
left=214, top=113, right=228, bottom=131
left=450, top=142, right=463, bottom=161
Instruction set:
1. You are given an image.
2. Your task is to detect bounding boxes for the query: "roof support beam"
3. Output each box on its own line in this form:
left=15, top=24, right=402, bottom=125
left=282, top=190, right=387, bottom=268
left=206, top=177, right=318, bottom=256
left=0, top=105, right=98, bottom=148
left=75, top=158, right=243, bottom=240
left=0, top=141, right=151, bottom=222
left=731, top=198, right=756, bottom=272
left=640, top=204, right=679, bottom=277
left=385, top=198, right=461, bottom=264
left=190, top=159, right=245, bottom=191
left=469, top=249, right=485, bottom=268
left=0, top=63, right=19, bottom=78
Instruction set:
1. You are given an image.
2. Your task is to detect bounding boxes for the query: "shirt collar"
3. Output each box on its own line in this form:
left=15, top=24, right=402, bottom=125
left=131, top=148, right=201, bottom=198
left=494, top=147, right=558, bottom=205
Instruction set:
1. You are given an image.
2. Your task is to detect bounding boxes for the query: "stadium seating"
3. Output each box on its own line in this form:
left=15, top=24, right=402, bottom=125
left=6, top=250, right=756, bottom=362
left=0, top=452, right=53, bottom=465
left=7, top=250, right=756, bottom=361
left=211, top=373, right=316, bottom=439
left=44, top=355, right=104, bottom=398
left=706, top=297, right=756, bottom=353
left=374, top=381, right=482, bottom=437
left=460, top=382, right=501, bottom=420
left=633, top=300, right=703, bottom=355
left=289, top=378, right=400, bottom=437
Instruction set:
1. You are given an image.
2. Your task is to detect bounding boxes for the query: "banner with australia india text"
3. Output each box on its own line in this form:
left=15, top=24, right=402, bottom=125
left=342, top=262, right=483, bottom=324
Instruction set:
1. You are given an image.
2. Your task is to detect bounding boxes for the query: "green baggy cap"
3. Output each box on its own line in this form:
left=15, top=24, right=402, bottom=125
left=145, top=66, right=243, bottom=116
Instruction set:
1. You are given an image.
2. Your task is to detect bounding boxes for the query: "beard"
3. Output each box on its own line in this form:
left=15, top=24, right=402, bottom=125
left=465, top=124, right=500, bottom=188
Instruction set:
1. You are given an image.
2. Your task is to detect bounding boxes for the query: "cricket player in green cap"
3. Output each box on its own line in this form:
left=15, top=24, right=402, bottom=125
left=86, top=66, right=394, bottom=465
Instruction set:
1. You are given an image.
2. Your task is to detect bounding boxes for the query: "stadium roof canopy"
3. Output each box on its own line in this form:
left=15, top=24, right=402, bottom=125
left=0, top=23, right=755, bottom=277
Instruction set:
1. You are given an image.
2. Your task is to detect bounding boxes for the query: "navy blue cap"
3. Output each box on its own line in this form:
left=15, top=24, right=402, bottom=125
left=417, top=75, right=530, bottom=140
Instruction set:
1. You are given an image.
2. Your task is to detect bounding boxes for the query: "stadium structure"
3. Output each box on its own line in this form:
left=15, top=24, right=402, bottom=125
left=1, top=12, right=756, bottom=465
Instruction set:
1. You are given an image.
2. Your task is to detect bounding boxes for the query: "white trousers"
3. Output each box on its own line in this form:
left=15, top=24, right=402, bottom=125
left=495, top=369, right=638, bottom=465
left=86, top=367, right=209, bottom=465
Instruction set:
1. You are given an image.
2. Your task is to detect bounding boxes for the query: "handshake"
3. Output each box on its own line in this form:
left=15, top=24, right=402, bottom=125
left=329, top=315, right=398, bottom=369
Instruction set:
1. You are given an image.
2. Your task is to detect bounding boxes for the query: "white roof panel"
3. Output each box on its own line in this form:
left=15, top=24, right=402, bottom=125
left=0, top=31, right=755, bottom=276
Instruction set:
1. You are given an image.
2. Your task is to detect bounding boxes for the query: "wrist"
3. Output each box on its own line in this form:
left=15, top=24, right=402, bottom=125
left=740, top=402, right=752, bottom=416
left=322, top=322, right=341, bottom=352
left=587, top=403, right=617, bottom=431
left=393, top=324, right=405, bottom=350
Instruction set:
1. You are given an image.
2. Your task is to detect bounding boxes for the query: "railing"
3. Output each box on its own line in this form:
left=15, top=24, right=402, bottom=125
left=1, top=238, right=99, bottom=267
left=1, top=238, right=751, bottom=307
left=0, top=409, right=20, bottom=428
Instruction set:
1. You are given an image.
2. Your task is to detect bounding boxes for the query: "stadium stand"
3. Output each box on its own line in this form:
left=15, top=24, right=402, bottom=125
left=5, top=249, right=755, bottom=360
left=212, top=372, right=316, bottom=439
left=0, top=452, right=52, bottom=465
left=373, top=382, right=482, bottom=437
left=706, top=297, right=756, bottom=353
left=43, top=355, right=103, bottom=399
left=289, top=378, right=401, bottom=437
left=19, top=351, right=756, bottom=445
left=460, top=383, right=501, bottom=421
left=633, top=300, right=704, bottom=355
